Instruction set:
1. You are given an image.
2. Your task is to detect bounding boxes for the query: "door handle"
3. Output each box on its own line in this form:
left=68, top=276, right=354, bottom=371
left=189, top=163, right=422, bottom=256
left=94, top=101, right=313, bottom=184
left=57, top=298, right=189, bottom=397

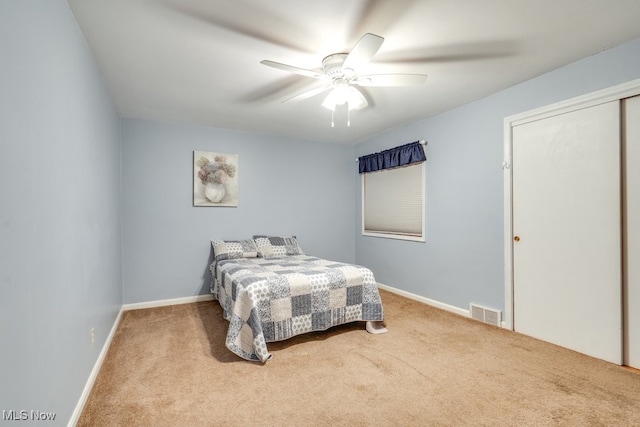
left=514, top=236, right=520, bottom=242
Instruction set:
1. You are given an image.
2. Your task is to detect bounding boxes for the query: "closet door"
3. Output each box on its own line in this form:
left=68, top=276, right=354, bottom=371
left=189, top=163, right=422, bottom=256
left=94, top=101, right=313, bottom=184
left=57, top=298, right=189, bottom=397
left=512, top=100, right=622, bottom=364
left=624, top=95, right=640, bottom=369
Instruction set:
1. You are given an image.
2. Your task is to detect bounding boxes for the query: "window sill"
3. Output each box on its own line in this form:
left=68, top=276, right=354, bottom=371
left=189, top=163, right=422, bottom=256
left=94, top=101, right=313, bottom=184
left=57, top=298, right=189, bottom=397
left=362, top=231, right=425, bottom=242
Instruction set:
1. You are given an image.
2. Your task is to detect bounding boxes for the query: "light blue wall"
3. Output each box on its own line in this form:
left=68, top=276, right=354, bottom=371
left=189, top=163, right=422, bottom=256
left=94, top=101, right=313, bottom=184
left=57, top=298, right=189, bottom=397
left=121, top=119, right=356, bottom=303
left=355, top=37, right=640, bottom=312
left=0, top=1, right=122, bottom=424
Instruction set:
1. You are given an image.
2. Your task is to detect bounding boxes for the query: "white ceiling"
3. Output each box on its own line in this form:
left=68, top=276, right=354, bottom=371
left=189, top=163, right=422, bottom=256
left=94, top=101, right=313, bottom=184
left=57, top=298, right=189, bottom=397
left=68, top=0, right=640, bottom=144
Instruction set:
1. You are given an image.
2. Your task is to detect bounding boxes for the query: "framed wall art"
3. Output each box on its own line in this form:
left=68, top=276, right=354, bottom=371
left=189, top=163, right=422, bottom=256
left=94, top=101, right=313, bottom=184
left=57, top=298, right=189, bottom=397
left=193, top=151, right=238, bottom=207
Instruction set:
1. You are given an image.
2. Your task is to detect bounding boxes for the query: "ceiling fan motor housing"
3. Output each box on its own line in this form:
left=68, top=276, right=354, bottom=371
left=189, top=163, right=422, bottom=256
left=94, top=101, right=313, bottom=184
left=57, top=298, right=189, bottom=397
left=322, top=53, right=353, bottom=79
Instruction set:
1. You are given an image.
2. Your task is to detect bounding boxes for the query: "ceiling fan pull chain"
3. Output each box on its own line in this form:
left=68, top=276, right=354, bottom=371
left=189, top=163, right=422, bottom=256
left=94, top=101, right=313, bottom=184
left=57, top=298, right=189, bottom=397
left=331, top=110, right=335, bottom=128
left=347, top=104, right=351, bottom=127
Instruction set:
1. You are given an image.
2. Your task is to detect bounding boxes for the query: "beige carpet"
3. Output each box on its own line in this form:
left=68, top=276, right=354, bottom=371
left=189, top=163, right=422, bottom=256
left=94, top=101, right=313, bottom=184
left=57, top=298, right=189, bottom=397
left=78, top=290, right=640, bottom=426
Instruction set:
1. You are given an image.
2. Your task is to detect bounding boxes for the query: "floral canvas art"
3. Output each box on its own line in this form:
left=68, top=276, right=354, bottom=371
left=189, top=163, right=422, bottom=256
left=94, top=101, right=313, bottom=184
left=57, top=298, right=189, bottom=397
left=193, top=151, right=238, bottom=207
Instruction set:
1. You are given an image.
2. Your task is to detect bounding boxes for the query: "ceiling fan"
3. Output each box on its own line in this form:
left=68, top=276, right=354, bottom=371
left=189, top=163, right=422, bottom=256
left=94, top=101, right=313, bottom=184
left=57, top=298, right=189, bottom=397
left=260, top=33, right=428, bottom=123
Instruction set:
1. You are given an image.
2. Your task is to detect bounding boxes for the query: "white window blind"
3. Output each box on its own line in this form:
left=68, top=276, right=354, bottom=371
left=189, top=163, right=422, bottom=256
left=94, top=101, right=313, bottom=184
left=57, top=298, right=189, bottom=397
left=363, top=162, right=424, bottom=240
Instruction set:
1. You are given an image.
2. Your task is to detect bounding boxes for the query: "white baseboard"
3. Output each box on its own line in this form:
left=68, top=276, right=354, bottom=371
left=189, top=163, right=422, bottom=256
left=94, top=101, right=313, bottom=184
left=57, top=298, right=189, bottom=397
left=376, top=282, right=470, bottom=318
left=122, top=294, right=214, bottom=311
left=68, top=293, right=215, bottom=426
left=68, top=308, right=123, bottom=427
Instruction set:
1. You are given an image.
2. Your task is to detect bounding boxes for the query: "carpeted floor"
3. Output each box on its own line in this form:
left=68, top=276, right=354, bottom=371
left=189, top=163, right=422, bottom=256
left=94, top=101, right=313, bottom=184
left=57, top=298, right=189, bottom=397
left=78, top=290, right=640, bottom=426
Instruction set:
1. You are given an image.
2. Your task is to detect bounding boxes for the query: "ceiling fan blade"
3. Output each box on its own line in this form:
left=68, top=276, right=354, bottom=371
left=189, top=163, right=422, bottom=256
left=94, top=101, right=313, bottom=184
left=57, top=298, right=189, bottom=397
left=348, top=0, right=417, bottom=43
left=373, top=41, right=518, bottom=64
left=260, top=60, right=328, bottom=80
left=162, top=3, right=314, bottom=53
left=281, top=84, right=333, bottom=103
left=354, top=74, right=427, bottom=87
left=342, top=33, right=384, bottom=71
left=239, top=75, right=315, bottom=103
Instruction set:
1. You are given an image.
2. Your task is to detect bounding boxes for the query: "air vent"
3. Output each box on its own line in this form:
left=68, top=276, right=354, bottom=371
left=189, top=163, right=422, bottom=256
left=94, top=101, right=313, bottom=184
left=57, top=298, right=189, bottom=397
left=469, top=303, right=502, bottom=327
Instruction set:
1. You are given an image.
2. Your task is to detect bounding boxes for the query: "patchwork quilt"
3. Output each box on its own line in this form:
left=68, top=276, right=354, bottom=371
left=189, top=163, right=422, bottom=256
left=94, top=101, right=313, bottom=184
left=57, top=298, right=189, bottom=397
left=210, top=255, right=384, bottom=362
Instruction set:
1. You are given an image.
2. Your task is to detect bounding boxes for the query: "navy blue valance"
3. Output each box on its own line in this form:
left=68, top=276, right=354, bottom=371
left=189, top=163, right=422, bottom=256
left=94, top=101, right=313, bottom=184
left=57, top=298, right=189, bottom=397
left=358, top=141, right=426, bottom=174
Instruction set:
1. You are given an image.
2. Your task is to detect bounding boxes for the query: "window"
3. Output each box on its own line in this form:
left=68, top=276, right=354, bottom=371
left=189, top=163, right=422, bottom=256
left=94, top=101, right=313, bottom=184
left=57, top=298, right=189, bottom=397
left=362, top=162, right=425, bottom=242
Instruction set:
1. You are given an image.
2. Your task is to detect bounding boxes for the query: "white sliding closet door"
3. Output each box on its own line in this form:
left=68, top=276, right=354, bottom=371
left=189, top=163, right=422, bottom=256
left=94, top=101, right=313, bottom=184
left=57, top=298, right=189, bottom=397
left=512, top=101, right=622, bottom=364
left=624, top=95, right=640, bottom=369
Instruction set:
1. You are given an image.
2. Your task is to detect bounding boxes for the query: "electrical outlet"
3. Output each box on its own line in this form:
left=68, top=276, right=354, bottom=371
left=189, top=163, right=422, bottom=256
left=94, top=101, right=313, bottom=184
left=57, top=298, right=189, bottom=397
left=90, top=328, right=95, bottom=346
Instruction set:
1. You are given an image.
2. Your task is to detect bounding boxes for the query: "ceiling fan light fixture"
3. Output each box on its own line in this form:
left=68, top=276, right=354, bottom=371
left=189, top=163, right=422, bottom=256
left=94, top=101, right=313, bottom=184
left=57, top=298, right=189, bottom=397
left=332, top=82, right=351, bottom=105
left=347, top=86, right=368, bottom=110
left=322, top=85, right=367, bottom=111
left=321, top=92, right=338, bottom=111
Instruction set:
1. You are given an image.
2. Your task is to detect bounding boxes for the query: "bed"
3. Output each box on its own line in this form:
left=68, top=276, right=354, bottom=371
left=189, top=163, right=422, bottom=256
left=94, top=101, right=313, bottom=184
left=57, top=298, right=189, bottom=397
left=209, top=236, right=386, bottom=362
